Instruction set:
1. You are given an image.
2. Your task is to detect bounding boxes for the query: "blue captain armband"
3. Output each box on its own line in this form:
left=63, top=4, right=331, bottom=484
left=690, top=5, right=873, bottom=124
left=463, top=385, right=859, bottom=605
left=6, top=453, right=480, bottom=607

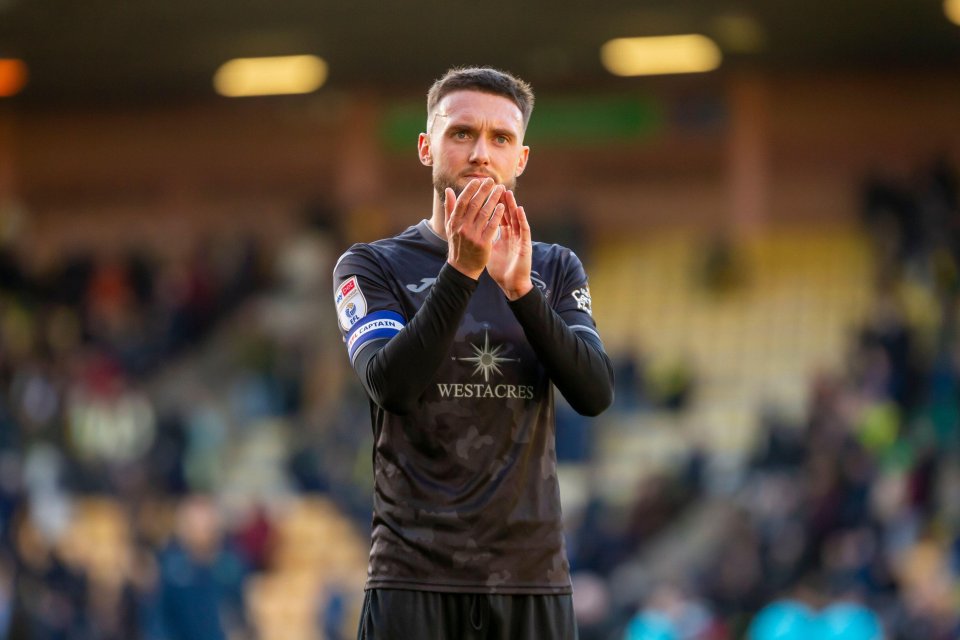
left=346, top=310, right=406, bottom=364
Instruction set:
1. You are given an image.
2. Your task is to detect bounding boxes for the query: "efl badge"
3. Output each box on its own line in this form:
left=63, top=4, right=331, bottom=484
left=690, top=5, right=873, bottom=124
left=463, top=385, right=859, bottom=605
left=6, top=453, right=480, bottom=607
left=336, top=276, right=367, bottom=331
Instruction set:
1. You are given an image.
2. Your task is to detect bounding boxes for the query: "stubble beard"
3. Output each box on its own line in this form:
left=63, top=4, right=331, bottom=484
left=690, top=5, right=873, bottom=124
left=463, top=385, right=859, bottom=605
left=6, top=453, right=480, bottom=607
left=435, top=170, right=518, bottom=210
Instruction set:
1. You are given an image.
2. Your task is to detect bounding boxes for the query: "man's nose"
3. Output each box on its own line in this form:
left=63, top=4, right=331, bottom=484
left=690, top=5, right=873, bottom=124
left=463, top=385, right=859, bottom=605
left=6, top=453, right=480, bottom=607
left=469, top=138, right=490, bottom=164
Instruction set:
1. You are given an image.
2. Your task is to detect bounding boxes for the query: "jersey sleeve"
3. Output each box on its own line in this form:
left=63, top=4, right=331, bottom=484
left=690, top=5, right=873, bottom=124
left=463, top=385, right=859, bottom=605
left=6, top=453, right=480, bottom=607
left=507, top=247, right=613, bottom=417
left=553, top=248, right=601, bottom=341
left=333, top=245, right=479, bottom=415
left=333, top=245, right=407, bottom=367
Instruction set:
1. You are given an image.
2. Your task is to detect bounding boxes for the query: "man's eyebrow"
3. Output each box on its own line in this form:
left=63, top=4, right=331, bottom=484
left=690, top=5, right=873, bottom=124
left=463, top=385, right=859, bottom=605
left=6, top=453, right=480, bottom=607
left=446, top=120, right=476, bottom=131
left=444, top=120, right=517, bottom=136
left=490, top=127, right=516, bottom=139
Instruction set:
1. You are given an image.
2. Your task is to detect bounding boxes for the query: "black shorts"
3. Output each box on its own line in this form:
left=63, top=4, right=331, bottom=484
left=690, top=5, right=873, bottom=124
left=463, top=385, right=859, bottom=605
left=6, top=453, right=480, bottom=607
left=357, top=588, right=579, bottom=640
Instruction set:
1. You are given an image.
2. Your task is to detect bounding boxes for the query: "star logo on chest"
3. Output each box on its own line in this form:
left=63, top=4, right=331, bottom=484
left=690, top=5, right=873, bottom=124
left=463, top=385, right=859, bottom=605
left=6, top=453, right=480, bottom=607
left=453, top=331, right=520, bottom=382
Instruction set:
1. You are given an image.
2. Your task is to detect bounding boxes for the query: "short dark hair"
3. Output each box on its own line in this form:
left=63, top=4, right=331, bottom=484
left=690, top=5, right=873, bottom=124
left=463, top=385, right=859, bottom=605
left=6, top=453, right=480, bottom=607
left=426, top=67, right=535, bottom=131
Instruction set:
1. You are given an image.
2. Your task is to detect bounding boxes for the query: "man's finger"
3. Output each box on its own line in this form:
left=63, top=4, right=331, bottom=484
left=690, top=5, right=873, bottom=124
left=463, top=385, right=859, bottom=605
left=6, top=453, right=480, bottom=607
left=478, top=185, right=505, bottom=229
left=518, top=206, right=531, bottom=244
left=501, top=190, right=519, bottom=231
left=448, top=179, right=480, bottom=232
left=503, top=190, right=519, bottom=216
left=464, top=179, right=498, bottom=228
left=482, top=203, right=505, bottom=242
left=444, top=188, right=456, bottom=226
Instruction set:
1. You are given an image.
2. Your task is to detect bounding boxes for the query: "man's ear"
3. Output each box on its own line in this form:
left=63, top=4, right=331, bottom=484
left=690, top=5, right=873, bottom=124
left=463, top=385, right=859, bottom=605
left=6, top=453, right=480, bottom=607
left=418, top=132, right=432, bottom=167
left=515, top=145, right=530, bottom=176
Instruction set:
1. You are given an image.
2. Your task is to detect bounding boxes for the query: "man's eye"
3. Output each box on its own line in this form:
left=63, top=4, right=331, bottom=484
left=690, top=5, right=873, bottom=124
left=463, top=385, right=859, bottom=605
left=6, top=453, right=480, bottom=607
left=495, top=136, right=508, bottom=144
left=454, top=131, right=469, bottom=139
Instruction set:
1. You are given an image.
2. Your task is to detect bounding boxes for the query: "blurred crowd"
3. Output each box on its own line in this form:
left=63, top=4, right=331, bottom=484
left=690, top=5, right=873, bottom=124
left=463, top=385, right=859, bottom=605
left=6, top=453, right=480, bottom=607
left=0, top=209, right=373, bottom=639
left=564, top=157, right=960, bottom=640
left=0, top=157, right=959, bottom=640
left=0, top=226, right=271, bottom=639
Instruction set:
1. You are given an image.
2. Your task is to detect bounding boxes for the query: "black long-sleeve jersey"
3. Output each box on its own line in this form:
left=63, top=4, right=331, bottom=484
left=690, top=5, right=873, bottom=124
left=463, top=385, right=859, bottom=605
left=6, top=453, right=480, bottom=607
left=333, top=219, right=613, bottom=594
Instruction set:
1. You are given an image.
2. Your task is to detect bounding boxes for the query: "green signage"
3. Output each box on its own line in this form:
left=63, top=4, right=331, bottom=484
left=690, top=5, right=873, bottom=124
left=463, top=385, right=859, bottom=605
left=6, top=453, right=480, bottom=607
left=380, top=94, right=663, bottom=151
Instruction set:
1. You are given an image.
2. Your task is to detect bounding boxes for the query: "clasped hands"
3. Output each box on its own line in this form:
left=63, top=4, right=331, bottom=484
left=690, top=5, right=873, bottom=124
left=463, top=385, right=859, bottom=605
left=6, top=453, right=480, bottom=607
left=444, top=177, right=533, bottom=301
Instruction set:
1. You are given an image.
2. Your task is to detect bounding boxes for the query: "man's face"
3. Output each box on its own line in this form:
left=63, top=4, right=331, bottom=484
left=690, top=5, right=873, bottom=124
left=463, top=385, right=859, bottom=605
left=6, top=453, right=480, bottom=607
left=419, top=90, right=530, bottom=201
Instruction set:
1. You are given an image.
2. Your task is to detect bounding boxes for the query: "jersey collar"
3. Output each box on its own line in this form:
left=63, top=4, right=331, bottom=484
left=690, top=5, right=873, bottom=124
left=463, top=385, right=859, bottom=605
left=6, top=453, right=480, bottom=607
left=416, top=219, right=448, bottom=253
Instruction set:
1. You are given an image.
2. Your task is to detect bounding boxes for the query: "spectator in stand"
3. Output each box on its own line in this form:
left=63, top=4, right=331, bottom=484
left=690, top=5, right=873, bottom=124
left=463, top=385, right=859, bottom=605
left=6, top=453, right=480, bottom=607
left=148, top=496, right=250, bottom=640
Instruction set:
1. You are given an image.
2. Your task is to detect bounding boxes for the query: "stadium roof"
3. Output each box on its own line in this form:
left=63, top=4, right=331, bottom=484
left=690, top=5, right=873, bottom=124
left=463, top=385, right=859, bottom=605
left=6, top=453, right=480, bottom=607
left=2, top=0, right=959, bottom=105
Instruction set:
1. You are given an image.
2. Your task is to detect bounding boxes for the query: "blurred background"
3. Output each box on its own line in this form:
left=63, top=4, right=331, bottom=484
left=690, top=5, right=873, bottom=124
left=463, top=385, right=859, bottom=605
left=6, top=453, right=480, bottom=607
left=1, top=1, right=960, bottom=638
